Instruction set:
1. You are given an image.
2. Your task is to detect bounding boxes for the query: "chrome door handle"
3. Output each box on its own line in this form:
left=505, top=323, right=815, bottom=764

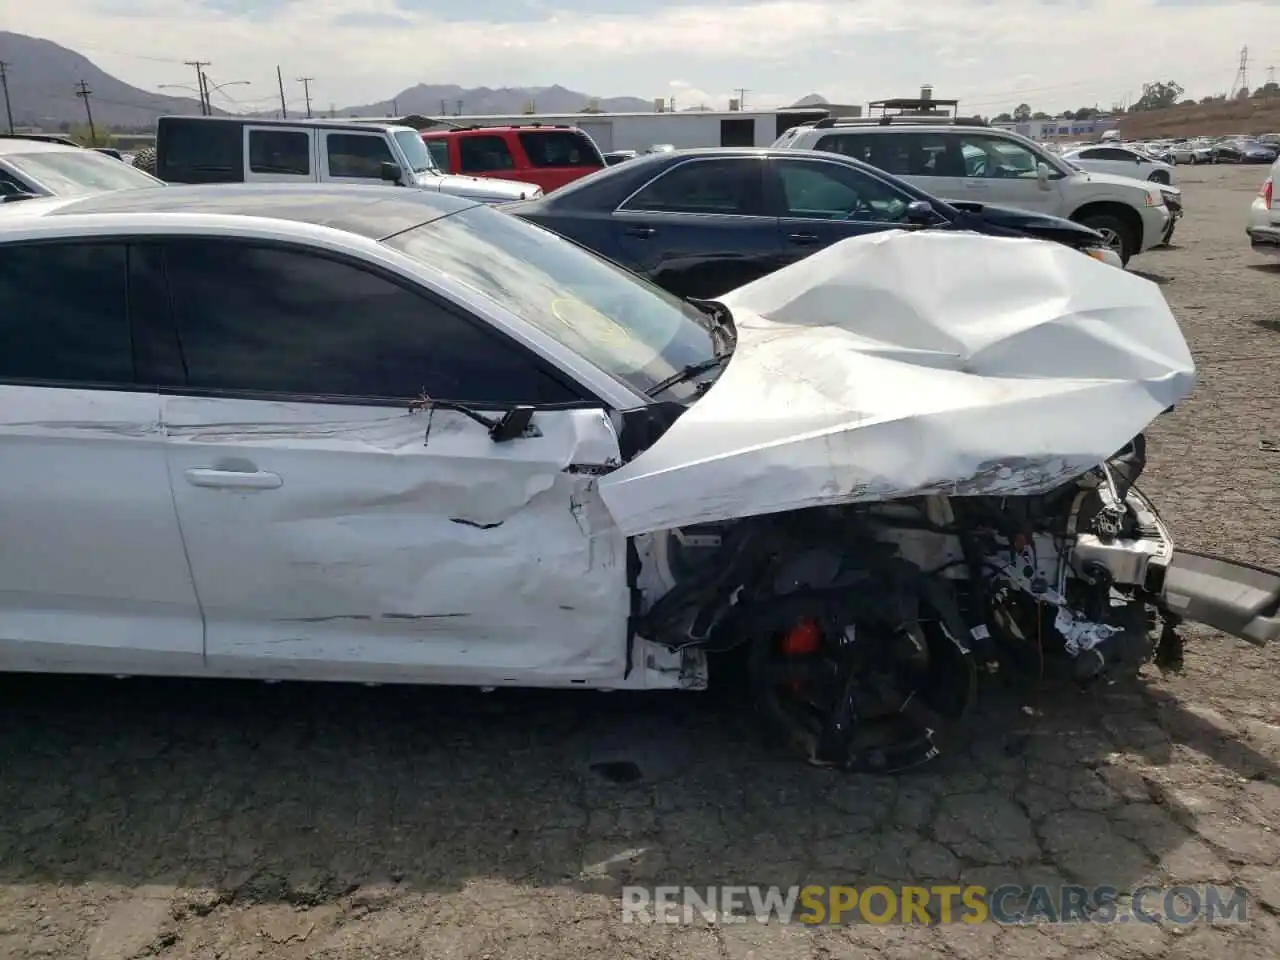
left=184, top=468, right=283, bottom=490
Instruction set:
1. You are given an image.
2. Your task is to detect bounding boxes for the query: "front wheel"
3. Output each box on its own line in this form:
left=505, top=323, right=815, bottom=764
left=1148, top=170, right=1171, bottom=185
left=1075, top=212, right=1137, bottom=266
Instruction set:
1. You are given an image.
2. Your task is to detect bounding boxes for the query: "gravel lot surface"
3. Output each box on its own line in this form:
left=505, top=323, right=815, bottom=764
left=2, top=164, right=1278, bottom=959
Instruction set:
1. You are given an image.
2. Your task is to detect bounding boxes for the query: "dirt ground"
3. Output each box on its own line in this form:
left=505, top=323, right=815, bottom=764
left=2, top=164, right=1279, bottom=960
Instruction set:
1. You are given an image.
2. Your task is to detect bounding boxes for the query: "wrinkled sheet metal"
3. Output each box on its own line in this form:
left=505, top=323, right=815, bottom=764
left=160, top=399, right=632, bottom=683
left=598, top=230, right=1196, bottom=536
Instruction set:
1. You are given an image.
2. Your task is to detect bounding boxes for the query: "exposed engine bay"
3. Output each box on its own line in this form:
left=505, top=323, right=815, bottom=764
left=630, top=434, right=1196, bottom=773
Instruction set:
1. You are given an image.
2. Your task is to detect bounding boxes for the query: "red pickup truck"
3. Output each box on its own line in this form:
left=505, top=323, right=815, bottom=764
left=421, top=125, right=605, bottom=193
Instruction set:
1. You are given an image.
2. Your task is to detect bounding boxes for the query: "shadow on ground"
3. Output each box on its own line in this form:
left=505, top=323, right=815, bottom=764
left=0, top=664, right=1275, bottom=916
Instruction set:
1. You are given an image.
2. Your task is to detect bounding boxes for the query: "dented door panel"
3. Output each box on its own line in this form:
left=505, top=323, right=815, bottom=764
left=1158, top=550, right=1280, bottom=647
left=161, top=395, right=633, bottom=685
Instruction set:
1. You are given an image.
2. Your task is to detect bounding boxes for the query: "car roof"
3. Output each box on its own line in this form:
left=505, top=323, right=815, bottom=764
left=1, top=184, right=479, bottom=240
left=159, top=115, right=413, bottom=134
left=0, top=138, right=87, bottom=156
left=421, top=124, right=589, bottom=136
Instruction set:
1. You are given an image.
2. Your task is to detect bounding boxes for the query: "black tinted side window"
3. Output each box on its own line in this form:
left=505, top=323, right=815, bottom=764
left=0, top=242, right=132, bottom=384
left=162, top=241, right=583, bottom=404
left=458, top=135, right=516, bottom=172
left=624, top=159, right=762, bottom=214
left=157, top=119, right=243, bottom=182
left=518, top=131, right=602, bottom=167
left=248, top=130, right=311, bottom=175
left=326, top=133, right=394, bottom=177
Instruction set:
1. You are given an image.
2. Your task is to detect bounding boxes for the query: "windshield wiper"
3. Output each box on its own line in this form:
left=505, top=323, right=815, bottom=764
left=644, top=353, right=733, bottom=398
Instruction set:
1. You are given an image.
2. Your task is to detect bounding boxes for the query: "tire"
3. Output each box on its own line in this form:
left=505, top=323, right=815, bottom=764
left=1147, top=170, right=1170, bottom=185
left=132, top=146, right=157, bottom=176
left=1076, top=212, right=1137, bottom=267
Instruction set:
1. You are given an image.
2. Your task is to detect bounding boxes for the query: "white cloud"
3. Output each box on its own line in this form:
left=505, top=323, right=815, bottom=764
left=7, top=0, right=1274, bottom=110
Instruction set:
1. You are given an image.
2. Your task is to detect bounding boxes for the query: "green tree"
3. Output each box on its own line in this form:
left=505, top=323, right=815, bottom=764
left=1031, top=111, right=1051, bottom=120
left=1012, top=102, right=1032, bottom=121
left=1130, top=81, right=1184, bottom=112
left=992, top=112, right=1012, bottom=123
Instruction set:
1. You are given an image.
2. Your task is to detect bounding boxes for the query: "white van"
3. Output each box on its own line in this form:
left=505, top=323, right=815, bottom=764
left=153, top=116, right=541, bottom=203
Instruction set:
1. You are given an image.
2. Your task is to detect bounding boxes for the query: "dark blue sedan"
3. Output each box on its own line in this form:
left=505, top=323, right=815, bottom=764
left=504, top=147, right=1115, bottom=300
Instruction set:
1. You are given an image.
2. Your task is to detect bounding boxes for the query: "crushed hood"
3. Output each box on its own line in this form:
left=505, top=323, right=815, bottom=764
left=596, top=230, right=1196, bottom=536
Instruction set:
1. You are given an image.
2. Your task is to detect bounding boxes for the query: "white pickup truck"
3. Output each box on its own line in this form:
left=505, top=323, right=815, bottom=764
left=144, top=116, right=542, bottom=204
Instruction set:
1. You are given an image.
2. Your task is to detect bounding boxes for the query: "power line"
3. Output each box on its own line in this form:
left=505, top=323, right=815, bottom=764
left=0, top=61, right=13, bottom=134
left=74, top=79, right=97, bottom=144
left=297, top=76, right=314, bottom=118
left=734, top=87, right=749, bottom=109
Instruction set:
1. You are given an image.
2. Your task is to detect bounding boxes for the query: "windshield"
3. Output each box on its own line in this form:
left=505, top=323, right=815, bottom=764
left=393, top=130, right=436, bottom=174
left=384, top=206, right=718, bottom=399
left=7, top=150, right=162, bottom=196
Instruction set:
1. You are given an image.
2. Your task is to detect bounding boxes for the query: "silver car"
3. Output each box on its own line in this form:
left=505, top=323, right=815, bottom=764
left=0, top=137, right=164, bottom=200
left=1246, top=155, right=1280, bottom=253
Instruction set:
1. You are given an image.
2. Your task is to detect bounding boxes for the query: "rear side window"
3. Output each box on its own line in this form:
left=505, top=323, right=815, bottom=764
left=623, top=158, right=763, bottom=215
left=248, top=129, right=310, bottom=176
left=518, top=130, right=603, bottom=168
left=815, top=132, right=967, bottom=178
left=0, top=243, right=132, bottom=384
left=458, top=135, right=516, bottom=173
left=160, top=240, right=582, bottom=404
left=326, top=133, right=395, bottom=178
left=157, top=119, right=243, bottom=182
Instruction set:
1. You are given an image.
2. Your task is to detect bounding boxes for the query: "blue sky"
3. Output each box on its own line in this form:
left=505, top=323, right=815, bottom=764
left=15, top=0, right=1280, bottom=113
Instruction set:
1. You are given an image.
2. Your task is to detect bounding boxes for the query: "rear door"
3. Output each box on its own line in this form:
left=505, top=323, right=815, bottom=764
left=812, top=130, right=971, bottom=205
left=515, top=129, right=605, bottom=191
left=0, top=240, right=203, bottom=674
left=319, top=130, right=398, bottom=183
left=243, top=125, right=316, bottom=183
left=611, top=155, right=780, bottom=299
left=766, top=155, right=931, bottom=266
left=456, top=132, right=527, bottom=183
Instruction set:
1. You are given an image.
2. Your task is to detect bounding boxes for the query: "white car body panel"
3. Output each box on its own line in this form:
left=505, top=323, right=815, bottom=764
left=160, top=396, right=635, bottom=684
left=0, top=386, right=204, bottom=673
left=597, top=230, right=1195, bottom=536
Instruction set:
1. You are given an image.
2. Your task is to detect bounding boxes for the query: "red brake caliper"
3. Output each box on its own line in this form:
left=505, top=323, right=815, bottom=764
left=780, top=617, right=823, bottom=692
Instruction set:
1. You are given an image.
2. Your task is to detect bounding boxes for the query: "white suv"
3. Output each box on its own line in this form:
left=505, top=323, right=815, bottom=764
left=774, top=119, right=1170, bottom=265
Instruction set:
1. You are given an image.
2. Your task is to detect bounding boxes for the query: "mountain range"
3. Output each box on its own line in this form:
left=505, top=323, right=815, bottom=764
left=0, top=32, right=216, bottom=129
left=0, top=31, right=665, bottom=129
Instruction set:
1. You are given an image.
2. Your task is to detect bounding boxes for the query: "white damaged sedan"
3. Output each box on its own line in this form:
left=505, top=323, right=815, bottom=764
left=1, top=184, right=1276, bottom=772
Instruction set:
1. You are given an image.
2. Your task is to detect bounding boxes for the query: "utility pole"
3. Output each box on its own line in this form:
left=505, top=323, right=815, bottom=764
left=184, top=60, right=210, bottom=114
left=276, top=65, right=288, bottom=118
left=392, top=98, right=398, bottom=115
left=0, top=61, right=13, bottom=134
left=297, top=76, right=314, bottom=118
left=735, top=87, right=749, bottom=110
left=74, top=80, right=97, bottom=144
